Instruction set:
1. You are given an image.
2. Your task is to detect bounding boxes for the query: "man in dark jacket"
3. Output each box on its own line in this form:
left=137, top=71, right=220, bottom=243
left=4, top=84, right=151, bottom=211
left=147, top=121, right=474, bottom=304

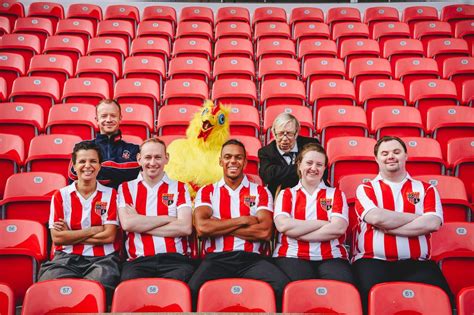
left=258, top=112, right=324, bottom=198
left=68, top=99, right=140, bottom=189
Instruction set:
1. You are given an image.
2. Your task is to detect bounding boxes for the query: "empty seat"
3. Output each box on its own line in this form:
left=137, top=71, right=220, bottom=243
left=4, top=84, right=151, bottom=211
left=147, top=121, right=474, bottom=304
left=55, top=18, right=94, bottom=48
left=214, top=38, right=253, bottom=59
left=0, top=219, right=46, bottom=304
left=213, top=57, right=255, bottom=81
left=364, top=7, right=400, bottom=36
left=87, top=36, right=128, bottom=66
left=0, top=52, right=25, bottom=95
left=431, top=222, right=474, bottom=296
left=395, top=57, right=440, bottom=92
left=303, top=58, right=345, bottom=93
left=263, top=105, right=313, bottom=144
left=258, top=57, right=300, bottom=85
left=260, top=79, right=305, bottom=112
left=172, top=37, right=212, bottom=61
left=216, top=7, right=250, bottom=24
left=123, top=56, right=165, bottom=92
left=12, top=17, right=52, bottom=50
left=0, top=77, right=6, bottom=102
left=348, top=57, right=392, bottom=91
left=22, top=279, right=106, bottom=314
left=0, top=133, right=24, bottom=199
left=141, top=5, right=176, bottom=28
left=114, top=78, right=160, bottom=120
left=0, top=0, right=24, bottom=30
left=368, top=282, right=452, bottom=315
left=402, top=6, right=439, bottom=34
left=283, top=279, right=362, bottom=314
left=28, top=54, right=74, bottom=91
left=62, top=77, right=109, bottom=104
left=415, top=175, right=471, bottom=222
left=339, top=39, right=380, bottom=71
left=228, top=105, right=260, bottom=137
left=428, top=38, right=470, bottom=69
left=212, top=79, right=257, bottom=107
left=293, top=22, right=329, bottom=48
left=0, top=16, right=10, bottom=36
left=104, top=4, right=139, bottom=28
left=180, top=6, right=213, bottom=25
left=455, top=20, right=474, bottom=52
left=130, top=37, right=170, bottom=71
left=256, top=38, right=296, bottom=62
left=215, top=21, right=252, bottom=40
left=447, top=137, right=474, bottom=201
left=443, top=57, right=474, bottom=97
left=156, top=104, right=200, bottom=136
left=169, top=56, right=211, bottom=83
left=0, top=34, right=40, bottom=68
left=383, top=38, right=424, bottom=71
left=253, top=7, right=287, bottom=26
left=309, top=79, right=356, bottom=119
left=136, top=20, right=173, bottom=50
left=371, top=106, right=424, bottom=139
left=177, top=21, right=213, bottom=41
left=66, top=4, right=102, bottom=32
left=372, top=22, right=411, bottom=49
left=290, top=7, right=324, bottom=31
left=462, top=80, right=473, bottom=106
left=120, top=103, right=154, bottom=140
left=26, top=134, right=82, bottom=179
left=111, top=278, right=191, bottom=312
left=76, top=55, right=120, bottom=97
left=43, top=35, right=85, bottom=67
left=326, top=136, right=378, bottom=186
left=232, top=136, right=261, bottom=175
left=317, top=105, right=368, bottom=148
left=97, top=19, right=135, bottom=47
left=0, top=283, right=14, bottom=315
left=46, top=103, right=97, bottom=140
left=427, top=106, right=474, bottom=160
left=401, top=136, right=446, bottom=175
left=441, top=4, right=474, bottom=29
left=163, top=79, right=208, bottom=107
left=254, top=21, right=291, bottom=42
left=458, top=287, right=474, bottom=315
left=298, top=39, right=337, bottom=67
left=332, top=22, right=369, bottom=52
left=413, top=21, right=453, bottom=52
left=197, top=278, right=276, bottom=312
left=327, top=7, right=361, bottom=31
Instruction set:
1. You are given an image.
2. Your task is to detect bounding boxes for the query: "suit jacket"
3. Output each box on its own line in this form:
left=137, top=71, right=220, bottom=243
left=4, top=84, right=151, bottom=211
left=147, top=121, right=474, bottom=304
left=258, top=136, right=321, bottom=198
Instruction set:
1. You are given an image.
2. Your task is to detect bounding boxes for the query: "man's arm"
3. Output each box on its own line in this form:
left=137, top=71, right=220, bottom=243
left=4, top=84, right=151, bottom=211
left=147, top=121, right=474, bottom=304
left=258, top=146, right=297, bottom=185
left=51, top=219, right=105, bottom=245
left=274, top=215, right=329, bottom=238
left=119, top=204, right=176, bottom=233
left=297, top=216, right=348, bottom=242
left=231, top=209, right=274, bottom=241
left=146, top=206, right=193, bottom=237
left=82, top=224, right=118, bottom=245
left=363, top=208, right=419, bottom=230
left=194, top=205, right=257, bottom=238
left=384, top=214, right=442, bottom=237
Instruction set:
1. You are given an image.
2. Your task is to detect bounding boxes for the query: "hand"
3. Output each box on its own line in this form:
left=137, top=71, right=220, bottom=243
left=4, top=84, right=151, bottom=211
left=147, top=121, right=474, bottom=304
left=52, top=219, right=69, bottom=231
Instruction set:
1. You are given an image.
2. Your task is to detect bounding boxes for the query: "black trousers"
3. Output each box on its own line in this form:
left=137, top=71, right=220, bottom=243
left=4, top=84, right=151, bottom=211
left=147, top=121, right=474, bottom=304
left=188, top=251, right=290, bottom=311
left=353, top=258, right=453, bottom=314
left=274, top=257, right=356, bottom=285
left=121, top=253, right=195, bottom=283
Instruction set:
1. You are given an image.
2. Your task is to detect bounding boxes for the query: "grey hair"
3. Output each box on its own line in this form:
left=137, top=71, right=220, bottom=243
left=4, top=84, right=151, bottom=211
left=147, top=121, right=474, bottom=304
left=271, top=112, right=300, bottom=137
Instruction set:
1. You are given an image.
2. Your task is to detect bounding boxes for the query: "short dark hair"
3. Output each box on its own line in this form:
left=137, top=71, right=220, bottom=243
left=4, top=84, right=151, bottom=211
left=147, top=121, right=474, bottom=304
left=139, top=137, right=167, bottom=154
left=295, top=143, right=328, bottom=178
left=374, top=136, right=407, bottom=156
left=96, top=99, right=121, bottom=115
left=221, top=139, right=247, bottom=158
left=72, top=141, right=103, bottom=164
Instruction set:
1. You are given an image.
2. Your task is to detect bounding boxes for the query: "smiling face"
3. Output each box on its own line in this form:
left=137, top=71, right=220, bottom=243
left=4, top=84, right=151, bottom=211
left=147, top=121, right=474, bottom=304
left=137, top=141, right=168, bottom=183
left=73, top=149, right=101, bottom=183
left=299, top=150, right=326, bottom=186
left=96, top=101, right=122, bottom=136
left=220, top=143, right=247, bottom=182
left=375, top=140, right=408, bottom=177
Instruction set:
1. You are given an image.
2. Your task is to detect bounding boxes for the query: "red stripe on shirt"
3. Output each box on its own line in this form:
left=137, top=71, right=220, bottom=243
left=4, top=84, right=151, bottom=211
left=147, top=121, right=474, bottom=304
left=380, top=181, right=398, bottom=260
left=402, top=181, right=421, bottom=259
left=220, top=186, right=234, bottom=251
left=137, top=182, right=155, bottom=257
left=295, top=190, right=309, bottom=259
left=91, top=192, right=105, bottom=257
left=239, top=186, right=254, bottom=253
left=70, top=192, right=85, bottom=255
left=317, top=189, right=333, bottom=260
left=158, top=182, right=177, bottom=253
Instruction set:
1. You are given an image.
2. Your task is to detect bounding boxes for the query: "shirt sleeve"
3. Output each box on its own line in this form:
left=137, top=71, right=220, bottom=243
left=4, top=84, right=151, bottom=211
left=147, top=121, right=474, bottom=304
left=257, top=185, right=273, bottom=212
left=176, top=182, right=192, bottom=210
left=194, top=185, right=213, bottom=208
left=104, top=189, right=119, bottom=226
left=330, top=188, right=349, bottom=222
left=48, top=190, right=64, bottom=229
left=274, top=188, right=292, bottom=218
left=355, top=183, right=378, bottom=221
left=117, top=184, right=126, bottom=208
left=422, top=185, right=444, bottom=223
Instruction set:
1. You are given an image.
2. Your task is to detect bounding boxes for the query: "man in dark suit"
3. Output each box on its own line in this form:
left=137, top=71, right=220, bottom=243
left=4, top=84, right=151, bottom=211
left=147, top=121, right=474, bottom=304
left=258, top=112, right=323, bottom=198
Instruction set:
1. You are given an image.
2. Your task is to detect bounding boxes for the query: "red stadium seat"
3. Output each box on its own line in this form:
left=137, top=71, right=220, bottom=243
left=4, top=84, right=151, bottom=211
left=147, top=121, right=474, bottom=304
left=130, top=37, right=170, bottom=70
left=0, top=172, right=66, bottom=224
left=0, top=133, right=23, bottom=199
left=326, top=136, right=378, bottom=186
left=458, top=287, right=474, bottom=315
left=25, top=134, right=81, bottom=179
left=317, top=105, right=368, bottom=148
left=428, top=38, right=470, bottom=70
left=66, top=3, right=102, bottom=32
left=431, top=222, right=474, bottom=296
left=121, top=134, right=142, bottom=146
left=0, top=34, right=40, bottom=68
left=104, top=4, right=139, bottom=28
left=447, top=137, right=474, bottom=201
left=413, top=21, right=453, bottom=52
left=216, top=7, right=250, bottom=24
left=0, top=77, right=6, bottom=102
left=111, top=278, right=191, bottom=312
left=12, top=17, right=52, bottom=50
left=368, top=282, right=452, bottom=315
left=177, top=21, right=213, bottom=41
left=214, top=38, right=253, bottom=59
left=348, top=57, right=392, bottom=91
left=258, top=57, right=300, bottom=86
left=120, top=103, right=154, bottom=140
left=136, top=20, right=173, bottom=50
left=46, top=103, right=97, bottom=140
left=427, top=106, right=474, bottom=160
left=0, top=283, right=14, bottom=315
left=142, top=5, right=176, bottom=29
left=327, top=7, right=361, bottom=31
left=309, top=79, right=356, bottom=119
left=263, top=105, right=314, bottom=144
left=247, top=174, right=263, bottom=186
left=0, top=16, right=11, bottom=36
left=253, top=7, right=286, bottom=26
left=232, top=136, right=261, bottom=175
left=114, top=78, right=160, bottom=120
left=213, top=57, right=255, bottom=81
left=43, top=35, right=85, bottom=67
left=212, top=79, right=257, bottom=107
left=197, top=278, right=276, bottom=312
left=372, top=22, right=410, bottom=50
left=254, top=21, right=291, bottom=42
left=455, top=20, right=474, bottom=52
left=290, top=7, right=324, bottom=30
left=156, top=104, right=200, bottom=136
left=0, top=0, right=24, bottom=30
left=332, top=22, right=369, bottom=52
left=215, top=21, right=251, bottom=40
left=123, top=56, right=165, bottom=92
left=462, top=80, right=473, bottom=106
left=62, top=77, right=109, bottom=104
left=228, top=105, right=260, bottom=137
left=371, top=106, right=424, bottom=139
left=22, top=279, right=106, bottom=314
left=364, top=7, right=400, bottom=36
left=339, top=38, right=380, bottom=71
left=293, top=22, right=329, bottom=48
left=383, top=38, right=424, bottom=71
left=76, top=55, right=120, bottom=97
left=28, top=54, right=74, bottom=91
left=10, top=76, right=60, bottom=123
left=395, top=57, right=440, bottom=92
left=298, top=39, right=337, bottom=67
left=0, top=219, right=46, bottom=304
left=0, top=102, right=43, bottom=154
left=256, top=38, right=296, bottom=62
left=0, top=52, right=25, bottom=95
left=55, top=18, right=94, bottom=48
left=26, top=2, right=63, bottom=27
left=409, top=79, right=458, bottom=124
left=260, top=79, right=305, bottom=112
left=303, top=57, right=345, bottom=93
left=87, top=36, right=128, bottom=66
left=443, top=57, right=474, bottom=97
left=441, top=4, right=474, bottom=29
left=401, top=136, right=446, bottom=175
left=172, top=37, right=212, bottom=61
left=415, top=175, right=471, bottom=222
left=402, top=6, right=439, bottom=34
left=283, top=279, right=362, bottom=314
left=179, top=6, right=213, bottom=25
left=97, top=19, right=135, bottom=46
left=163, top=79, right=208, bottom=107
left=169, top=56, right=211, bottom=83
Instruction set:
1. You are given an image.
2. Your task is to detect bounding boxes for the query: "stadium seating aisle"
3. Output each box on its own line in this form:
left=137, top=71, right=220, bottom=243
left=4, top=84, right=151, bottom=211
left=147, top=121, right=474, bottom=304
left=0, top=1, right=473, bottom=312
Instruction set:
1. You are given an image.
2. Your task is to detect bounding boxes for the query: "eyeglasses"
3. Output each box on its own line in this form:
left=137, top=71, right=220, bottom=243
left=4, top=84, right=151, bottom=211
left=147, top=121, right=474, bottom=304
left=275, top=131, right=296, bottom=139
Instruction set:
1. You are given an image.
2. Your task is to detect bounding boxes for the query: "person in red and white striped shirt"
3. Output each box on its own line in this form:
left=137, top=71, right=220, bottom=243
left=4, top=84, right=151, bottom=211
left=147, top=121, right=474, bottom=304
left=353, top=136, right=452, bottom=312
left=38, top=141, right=121, bottom=303
left=273, top=143, right=355, bottom=285
left=188, top=139, right=290, bottom=311
left=118, top=138, right=194, bottom=282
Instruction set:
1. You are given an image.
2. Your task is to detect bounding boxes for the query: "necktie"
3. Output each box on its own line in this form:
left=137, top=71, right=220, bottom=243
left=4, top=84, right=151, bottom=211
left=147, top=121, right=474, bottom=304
left=283, top=152, right=296, bottom=165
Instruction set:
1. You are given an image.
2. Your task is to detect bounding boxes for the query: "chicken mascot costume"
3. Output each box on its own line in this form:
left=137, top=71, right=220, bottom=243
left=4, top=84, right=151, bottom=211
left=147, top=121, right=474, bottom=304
left=165, top=100, right=230, bottom=198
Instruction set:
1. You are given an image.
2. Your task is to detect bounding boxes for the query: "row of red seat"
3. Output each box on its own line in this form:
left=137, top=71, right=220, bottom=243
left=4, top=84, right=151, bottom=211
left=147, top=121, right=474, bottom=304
left=0, top=219, right=472, bottom=312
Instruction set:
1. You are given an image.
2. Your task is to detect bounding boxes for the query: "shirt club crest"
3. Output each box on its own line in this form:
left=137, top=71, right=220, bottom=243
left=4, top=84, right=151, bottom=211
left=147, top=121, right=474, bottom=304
left=161, top=193, right=174, bottom=206
left=94, top=201, right=108, bottom=216
left=319, top=198, right=333, bottom=211
left=407, top=192, right=420, bottom=205
left=122, top=150, right=131, bottom=160
left=243, top=195, right=256, bottom=207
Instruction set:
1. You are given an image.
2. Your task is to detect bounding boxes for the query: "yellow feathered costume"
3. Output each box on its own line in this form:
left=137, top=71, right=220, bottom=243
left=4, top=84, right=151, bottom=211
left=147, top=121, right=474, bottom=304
left=165, top=100, right=230, bottom=198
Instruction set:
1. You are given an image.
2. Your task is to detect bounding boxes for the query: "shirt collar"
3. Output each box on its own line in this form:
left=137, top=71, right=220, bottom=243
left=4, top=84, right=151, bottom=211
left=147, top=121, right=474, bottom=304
left=294, top=180, right=328, bottom=192
left=66, top=181, right=107, bottom=194
left=137, top=172, right=171, bottom=186
left=277, top=142, right=298, bottom=156
left=373, top=172, right=412, bottom=184
left=217, top=175, right=250, bottom=189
